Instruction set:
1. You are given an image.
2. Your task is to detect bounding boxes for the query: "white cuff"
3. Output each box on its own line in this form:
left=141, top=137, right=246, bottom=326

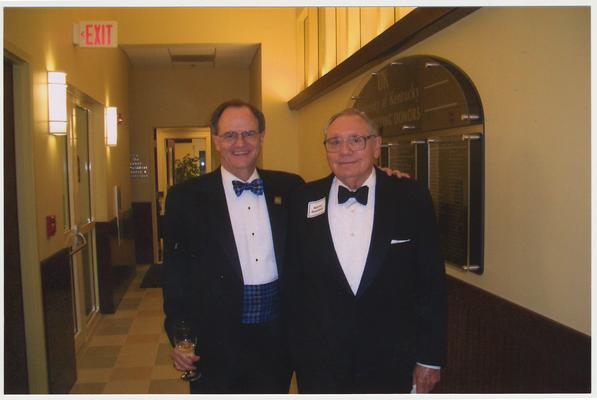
left=416, top=362, right=441, bottom=370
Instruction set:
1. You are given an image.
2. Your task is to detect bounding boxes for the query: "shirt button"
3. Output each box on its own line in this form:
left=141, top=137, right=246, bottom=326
left=219, top=274, right=224, bottom=279
left=255, top=258, right=259, bottom=262
left=251, top=232, right=255, bottom=236
left=350, top=233, right=355, bottom=237
left=248, top=206, right=251, bottom=210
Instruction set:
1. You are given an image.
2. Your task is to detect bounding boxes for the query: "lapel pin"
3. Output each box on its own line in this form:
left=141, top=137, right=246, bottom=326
left=274, top=196, right=282, bottom=205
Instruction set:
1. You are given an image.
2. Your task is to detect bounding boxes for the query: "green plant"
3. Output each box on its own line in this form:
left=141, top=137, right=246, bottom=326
left=175, top=154, right=200, bottom=183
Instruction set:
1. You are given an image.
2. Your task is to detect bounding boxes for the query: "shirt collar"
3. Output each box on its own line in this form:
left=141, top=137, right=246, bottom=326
left=332, top=168, right=376, bottom=205
left=221, top=166, right=260, bottom=186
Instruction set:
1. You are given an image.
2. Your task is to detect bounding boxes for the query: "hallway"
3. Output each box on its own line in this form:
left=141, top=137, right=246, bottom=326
left=70, top=265, right=188, bottom=394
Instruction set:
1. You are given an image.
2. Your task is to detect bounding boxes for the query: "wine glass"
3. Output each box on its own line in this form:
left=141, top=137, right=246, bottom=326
left=173, top=321, right=201, bottom=382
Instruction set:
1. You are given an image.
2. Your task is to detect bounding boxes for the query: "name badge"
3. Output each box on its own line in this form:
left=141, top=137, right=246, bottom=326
left=307, top=198, right=326, bottom=218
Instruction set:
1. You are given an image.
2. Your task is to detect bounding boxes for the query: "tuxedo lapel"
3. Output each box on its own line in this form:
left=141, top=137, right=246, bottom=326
left=309, top=176, right=354, bottom=297
left=356, top=168, right=395, bottom=299
left=259, top=170, right=285, bottom=273
left=206, top=168, right=244, bottom=282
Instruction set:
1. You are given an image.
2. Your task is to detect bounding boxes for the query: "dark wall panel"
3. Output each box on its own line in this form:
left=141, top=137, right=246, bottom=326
left=96, top=218, right=136, bottom=314
left=132, top=202, right=154, bottom=264
left=40, top=248, right=76, bottom=394
left=436, top=276, right=590, bottom=393
left=96, top=219, right=117, bottom=313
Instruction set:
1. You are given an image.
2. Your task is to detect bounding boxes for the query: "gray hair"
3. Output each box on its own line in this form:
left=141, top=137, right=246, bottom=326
left=323, top=108, right=378, bottom=138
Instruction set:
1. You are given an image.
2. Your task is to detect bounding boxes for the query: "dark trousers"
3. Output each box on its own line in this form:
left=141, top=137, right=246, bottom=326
left=190, top=319, right=291, bottom=394
left=296, top=362, right=412, bottom=393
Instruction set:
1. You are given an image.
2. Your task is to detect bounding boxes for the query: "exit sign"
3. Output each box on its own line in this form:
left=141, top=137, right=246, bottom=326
left=73, top=21, right=118, bottom=48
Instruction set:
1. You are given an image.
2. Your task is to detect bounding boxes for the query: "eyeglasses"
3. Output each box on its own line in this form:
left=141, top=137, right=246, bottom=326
left=217, top=130, right=261, bottom=143
left=323, top=134, right=377, bottom=152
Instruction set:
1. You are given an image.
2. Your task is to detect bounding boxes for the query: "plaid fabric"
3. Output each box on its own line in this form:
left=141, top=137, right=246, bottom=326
left=241, top=280, right=280, bottom=324
left=232, top=178, right=264, bottom=196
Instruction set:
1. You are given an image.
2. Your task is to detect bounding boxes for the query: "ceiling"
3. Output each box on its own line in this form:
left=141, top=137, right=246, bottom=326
left=121, top=43, right=259, bottom=69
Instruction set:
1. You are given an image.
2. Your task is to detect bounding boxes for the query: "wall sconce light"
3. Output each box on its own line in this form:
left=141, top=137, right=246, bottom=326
left=105, top=106, right=118, bottom=146
left=47, top=71, right=67, bottom=135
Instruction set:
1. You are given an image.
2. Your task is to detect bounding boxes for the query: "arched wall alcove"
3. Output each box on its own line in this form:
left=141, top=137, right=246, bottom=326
left=352, top=55, right=484, bottom=273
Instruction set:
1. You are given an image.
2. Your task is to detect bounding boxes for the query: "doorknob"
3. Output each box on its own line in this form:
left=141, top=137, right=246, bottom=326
left=68, top=228, right=87, bottom=256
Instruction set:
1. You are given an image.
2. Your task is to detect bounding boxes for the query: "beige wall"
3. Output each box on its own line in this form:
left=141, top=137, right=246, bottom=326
left=113, top=7, right=299, bottom=175
left=5, top=7, right=132, bottom=258
left=295, top=7, right=590, bottom=334
left=6, top=6, right=301, bottom=262
left=6, top=6, right=300, bottom=257
left=129, top=66, right=250, bottom=199
left=249, top=45, right=263, bottom=110
left=4, top=7, right=133, bottom=392
left=129, top=67, right=250, bottom=260
left=119, top=8, right=300, bottom=261
left=249, top=46, right=264, bottom=168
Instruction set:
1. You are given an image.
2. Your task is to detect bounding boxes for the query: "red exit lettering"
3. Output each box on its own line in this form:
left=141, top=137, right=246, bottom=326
left=82, top=24, right=113, bottom=46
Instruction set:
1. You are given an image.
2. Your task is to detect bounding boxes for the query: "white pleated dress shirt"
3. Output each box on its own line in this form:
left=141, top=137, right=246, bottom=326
left=328, top=169, right=376, bottom=295
left=221, top=167, right=278, bottom=285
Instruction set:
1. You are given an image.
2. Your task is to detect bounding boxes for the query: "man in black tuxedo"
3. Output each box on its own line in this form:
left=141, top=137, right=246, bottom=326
left=163, top=100, right=304, bottom=393
left=284, top=108, right=446, bottom=394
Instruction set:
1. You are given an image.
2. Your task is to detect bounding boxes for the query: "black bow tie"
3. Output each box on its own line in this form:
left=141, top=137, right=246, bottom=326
left=338, top=185, right=369, bottom=205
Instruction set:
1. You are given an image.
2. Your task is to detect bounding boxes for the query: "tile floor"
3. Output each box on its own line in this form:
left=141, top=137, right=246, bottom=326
left=70, top=265, right=189, bottom=394
left=70, top=264, right=298, bottom=394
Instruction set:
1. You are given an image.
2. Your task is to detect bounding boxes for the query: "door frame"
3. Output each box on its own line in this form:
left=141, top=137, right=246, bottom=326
left=4, top=54, right=30, bottom=394
left=4, top=48, right=47, bottom=392
left=65, top=90, right=101, bottom=352
left=153, top=127, right=212, bottom=262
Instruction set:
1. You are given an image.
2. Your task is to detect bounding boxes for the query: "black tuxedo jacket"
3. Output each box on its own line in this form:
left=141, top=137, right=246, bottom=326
left=283, top=167, right=446, bottom=393
left=162, top=167, right=304, bottom=386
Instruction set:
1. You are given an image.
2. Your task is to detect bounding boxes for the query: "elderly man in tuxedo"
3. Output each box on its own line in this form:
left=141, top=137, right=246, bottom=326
left=284, top=108, right=446, bottom=394
left=162, top=100, right=304, bottom=393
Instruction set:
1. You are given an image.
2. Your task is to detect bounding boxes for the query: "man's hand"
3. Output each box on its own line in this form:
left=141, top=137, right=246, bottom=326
left=380, top=167, right=410, bottom=179
left=412, top=364, right=440, bottom=393
left=171, top=347, right=200, bottom=372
